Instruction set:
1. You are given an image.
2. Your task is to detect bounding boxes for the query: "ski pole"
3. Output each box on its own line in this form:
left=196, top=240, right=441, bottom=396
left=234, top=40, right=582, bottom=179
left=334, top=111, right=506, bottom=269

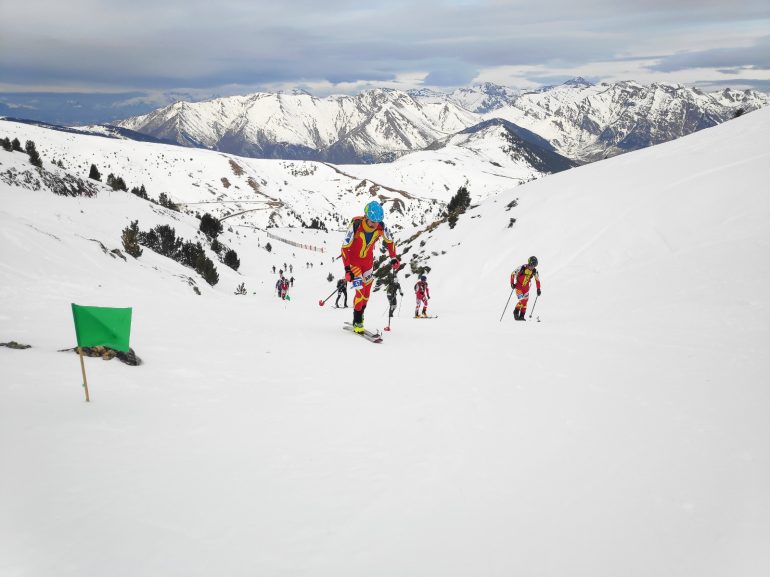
left=318, top=288, right=338, bottom=307
left=528, top=294, right=539, bottom=319
left=499, top=288, right=514, bottom=322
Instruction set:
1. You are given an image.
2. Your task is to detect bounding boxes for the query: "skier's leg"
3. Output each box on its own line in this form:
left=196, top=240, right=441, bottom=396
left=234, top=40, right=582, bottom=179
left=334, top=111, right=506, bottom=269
left=517, top=296, right=529, bottom=320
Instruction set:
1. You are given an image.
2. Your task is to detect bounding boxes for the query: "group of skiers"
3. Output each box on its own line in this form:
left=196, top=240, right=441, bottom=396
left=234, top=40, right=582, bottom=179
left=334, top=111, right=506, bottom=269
left=270, top=199, right=542, bottom=333
left=335, top=199, right=542, bottom=334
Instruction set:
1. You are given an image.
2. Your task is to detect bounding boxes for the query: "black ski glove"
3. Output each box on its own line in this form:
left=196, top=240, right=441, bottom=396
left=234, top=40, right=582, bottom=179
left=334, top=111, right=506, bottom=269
left=537, top=289, right=542, bottom=296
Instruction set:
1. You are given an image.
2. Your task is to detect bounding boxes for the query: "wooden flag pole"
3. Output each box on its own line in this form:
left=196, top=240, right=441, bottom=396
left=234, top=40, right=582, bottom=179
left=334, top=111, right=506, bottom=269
left=78, top=347, right=91, bottom=402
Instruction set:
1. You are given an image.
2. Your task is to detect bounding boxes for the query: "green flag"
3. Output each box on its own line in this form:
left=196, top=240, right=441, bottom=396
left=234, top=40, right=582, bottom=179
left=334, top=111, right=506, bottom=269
left=71, top=304, right=132, bottom=352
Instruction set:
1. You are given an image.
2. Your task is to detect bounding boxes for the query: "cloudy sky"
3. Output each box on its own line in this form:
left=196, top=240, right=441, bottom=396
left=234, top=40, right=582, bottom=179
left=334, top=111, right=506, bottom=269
left=1, top=0, right=769, bottom=101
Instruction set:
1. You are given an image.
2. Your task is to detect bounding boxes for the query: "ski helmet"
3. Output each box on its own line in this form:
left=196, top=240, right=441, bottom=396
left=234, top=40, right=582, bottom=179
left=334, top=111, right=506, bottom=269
left=364, top=200, right=384, bottom=223
left=528, top=256, right=538, bottom=267
left=420, top=275, right=427, bottom=281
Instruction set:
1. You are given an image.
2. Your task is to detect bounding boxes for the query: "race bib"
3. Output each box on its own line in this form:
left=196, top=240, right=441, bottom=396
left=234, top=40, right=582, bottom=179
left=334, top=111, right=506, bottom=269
left=353, top=277, right=363, bottom=288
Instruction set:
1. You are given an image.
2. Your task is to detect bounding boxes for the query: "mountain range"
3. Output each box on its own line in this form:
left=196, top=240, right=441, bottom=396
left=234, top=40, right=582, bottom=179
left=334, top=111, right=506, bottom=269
left=113, top=79, right=768, bottom=164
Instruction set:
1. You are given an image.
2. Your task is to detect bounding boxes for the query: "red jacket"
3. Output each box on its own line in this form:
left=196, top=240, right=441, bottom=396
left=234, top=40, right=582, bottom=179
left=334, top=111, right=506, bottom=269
left=511, top=265, right=541, bottom=293
left=341, top=216, right=397, bottom=269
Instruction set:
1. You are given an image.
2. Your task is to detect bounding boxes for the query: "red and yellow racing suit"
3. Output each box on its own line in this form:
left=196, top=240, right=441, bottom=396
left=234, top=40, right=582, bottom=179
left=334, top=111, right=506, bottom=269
left=341, top=216, right=397, bottom=312
left=511, top=265, right=541, bottom=315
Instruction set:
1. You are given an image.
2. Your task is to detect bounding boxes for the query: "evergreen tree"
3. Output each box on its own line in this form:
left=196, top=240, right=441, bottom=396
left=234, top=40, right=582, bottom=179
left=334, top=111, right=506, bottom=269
left=234, top=282, right=247, bottom=295
left=446, top=185, right=471, bottom=229
left=11, top=138, right=22, bottom=152
left=199, top=213, right=223, bottom=238
left=155, top=224, right=182, bottom=258
left=178, top=240, right=205, bottom=269
left=195, top=253, right=219, bottom=286
left=88, top=164, right=101, bottom=181
left=158, top=192, right=179, bottom=211
left=265, top=242, right=272, bottom=253
left=106, top=173, right=127, bottom=191
left=0, top=137, right=11, bottom=151
left=223, top=249, right=240, bottom=271
left=25, top=140, right=42, bottom=167
left=121, top=220, right=143, bottom=258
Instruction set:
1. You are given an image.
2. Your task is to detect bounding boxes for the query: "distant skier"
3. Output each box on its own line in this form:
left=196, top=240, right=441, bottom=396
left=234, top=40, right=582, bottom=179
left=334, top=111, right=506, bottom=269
left=387, top=278, right=404, bottom=319
left=272, top=265, right=276, bottom=274
left=278, top=278, right=290, bottom=300
left=341, top=200, right=399, bottom=333
left=290, top=276, right=294, bottom=287
left=275, top=277, right=283, bottom=298
left=414, top=275, right=430, bottom=318
left=510, top=256, right=541, bottom=321
left=335, top=278, right=348, bottom=308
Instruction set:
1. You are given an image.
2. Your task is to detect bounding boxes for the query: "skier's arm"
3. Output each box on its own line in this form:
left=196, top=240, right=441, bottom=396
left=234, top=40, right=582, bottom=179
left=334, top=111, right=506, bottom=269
left=535, top=270, right=542, bottom=295
left=340, top=219, right=356, bottom=269
left=382, top=224, right=398, bottom=261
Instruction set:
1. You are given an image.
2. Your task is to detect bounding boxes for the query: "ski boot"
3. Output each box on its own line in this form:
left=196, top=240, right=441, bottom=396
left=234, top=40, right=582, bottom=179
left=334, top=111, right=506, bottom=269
left=353, top=308, right=365, bottom=333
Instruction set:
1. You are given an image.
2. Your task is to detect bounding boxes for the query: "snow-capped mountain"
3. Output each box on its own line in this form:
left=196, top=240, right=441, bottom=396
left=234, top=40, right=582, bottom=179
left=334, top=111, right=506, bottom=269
left=483, top=80, right=768, bottom=161
left=114, top=80, right=767, bottom=166
left=116, top=89, right=478, bottom=164
left=339, top=119, right=575, bottom=204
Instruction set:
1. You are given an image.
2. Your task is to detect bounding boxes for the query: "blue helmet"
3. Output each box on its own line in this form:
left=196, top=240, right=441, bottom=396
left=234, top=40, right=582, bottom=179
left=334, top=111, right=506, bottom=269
left=364, top=201, right=384, bottom=223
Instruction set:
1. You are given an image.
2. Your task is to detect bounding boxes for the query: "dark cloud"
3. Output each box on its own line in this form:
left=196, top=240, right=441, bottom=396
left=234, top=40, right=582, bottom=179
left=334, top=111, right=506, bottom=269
left=649, top=36, right=770, bottom=72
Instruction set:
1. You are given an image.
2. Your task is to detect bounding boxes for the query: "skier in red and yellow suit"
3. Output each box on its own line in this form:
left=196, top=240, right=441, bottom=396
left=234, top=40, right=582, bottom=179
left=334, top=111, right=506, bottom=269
left=510, top=256, right=541, bottom=321
left=341, top=201, right=399, bottom=333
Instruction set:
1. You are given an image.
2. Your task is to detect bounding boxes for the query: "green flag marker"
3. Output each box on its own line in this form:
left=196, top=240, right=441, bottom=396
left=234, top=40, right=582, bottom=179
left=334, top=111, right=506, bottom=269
left=71, top=304, right=132, bottom=352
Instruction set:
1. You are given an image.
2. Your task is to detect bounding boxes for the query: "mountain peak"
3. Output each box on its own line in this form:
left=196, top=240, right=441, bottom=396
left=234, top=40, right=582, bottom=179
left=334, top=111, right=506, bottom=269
left=563, top=77, right=592, bottom=87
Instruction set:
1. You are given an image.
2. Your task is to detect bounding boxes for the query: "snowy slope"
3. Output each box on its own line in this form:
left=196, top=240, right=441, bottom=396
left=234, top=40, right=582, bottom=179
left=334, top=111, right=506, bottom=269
left=0, top=119, right=443, bottom=232
left=1, top=106, right=769, bottom=577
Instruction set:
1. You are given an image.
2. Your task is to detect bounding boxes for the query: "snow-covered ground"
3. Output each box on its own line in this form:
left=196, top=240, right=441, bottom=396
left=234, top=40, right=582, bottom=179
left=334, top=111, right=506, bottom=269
left=0, top=119, right=443, bottom=232
left=1, top=108, right=769, bottom=576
